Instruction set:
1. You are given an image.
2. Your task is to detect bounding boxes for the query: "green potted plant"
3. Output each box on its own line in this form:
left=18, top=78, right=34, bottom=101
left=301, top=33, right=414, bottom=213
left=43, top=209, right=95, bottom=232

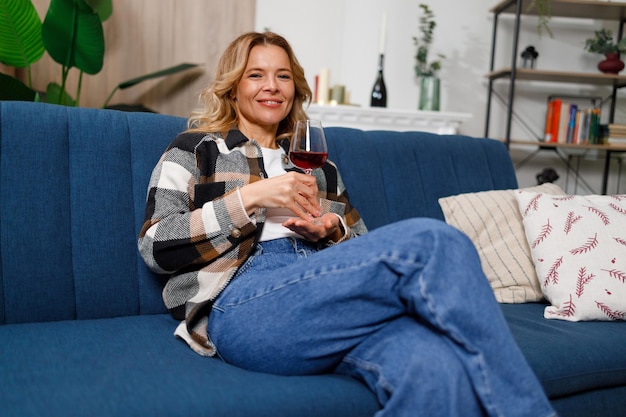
left=0, top=0, right=199, bottom=110
left=412, top=4, right=444, bottom=78
left=412, top=3, right=444, bottom=111
left=584, top=28, right=626, bottom=74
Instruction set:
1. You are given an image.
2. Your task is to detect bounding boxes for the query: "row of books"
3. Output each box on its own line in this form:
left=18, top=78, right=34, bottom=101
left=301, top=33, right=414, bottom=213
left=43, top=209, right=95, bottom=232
left=607, top=124, right=626, bottom=145
left=543, top=98, right=602, bottom=145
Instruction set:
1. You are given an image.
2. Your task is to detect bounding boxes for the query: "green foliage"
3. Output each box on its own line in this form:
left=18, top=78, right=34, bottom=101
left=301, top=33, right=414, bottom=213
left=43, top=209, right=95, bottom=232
left=42, top=0, right=105, bottom=75
left=412, top=3, right=445, bottom=77
left=0, top=0, right=44, bottom=86
left=84, top=0, right=112, bottom=21
left=0, top=71, right=36, bottom=100
left=528, top=0, right=553, bottom=37
left=0, top=0, right=198, bottom=109
left=584, top=28, right=626, bottom=55
left=0, top=0, right=107, bottom=105
left=0, top=0, right=44, bottom=67
left=102, top=63, right=201, bottom=108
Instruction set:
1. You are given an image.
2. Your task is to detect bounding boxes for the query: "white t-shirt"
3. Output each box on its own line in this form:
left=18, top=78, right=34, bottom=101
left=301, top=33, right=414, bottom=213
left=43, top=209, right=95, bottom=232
left=258, top=147, right=300, bottom=242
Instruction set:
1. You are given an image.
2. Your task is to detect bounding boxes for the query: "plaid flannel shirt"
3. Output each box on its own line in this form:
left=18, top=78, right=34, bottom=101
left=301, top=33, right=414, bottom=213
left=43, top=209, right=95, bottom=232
left=138, top=129, right=366, bottom=356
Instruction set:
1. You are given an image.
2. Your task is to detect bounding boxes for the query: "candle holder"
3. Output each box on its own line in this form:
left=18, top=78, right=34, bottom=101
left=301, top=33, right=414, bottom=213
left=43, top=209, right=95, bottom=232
left=521, top=46, right=539, bottom=69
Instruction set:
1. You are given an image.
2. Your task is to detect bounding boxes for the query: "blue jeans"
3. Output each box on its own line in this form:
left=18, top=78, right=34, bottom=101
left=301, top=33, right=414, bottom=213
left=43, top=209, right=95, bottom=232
left=207, top=218, right=555, bottom=417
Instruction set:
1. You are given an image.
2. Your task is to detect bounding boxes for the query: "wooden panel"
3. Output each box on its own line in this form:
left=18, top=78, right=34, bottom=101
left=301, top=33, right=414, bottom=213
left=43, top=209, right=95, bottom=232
left=27, top=0, right=255, bottom=116
left=0, top=63, right=15, bottom=77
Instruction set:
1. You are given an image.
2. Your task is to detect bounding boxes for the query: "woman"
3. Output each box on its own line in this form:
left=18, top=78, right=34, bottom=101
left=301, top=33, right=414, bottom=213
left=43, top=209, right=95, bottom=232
left=138, top=32, right=555, bottom=417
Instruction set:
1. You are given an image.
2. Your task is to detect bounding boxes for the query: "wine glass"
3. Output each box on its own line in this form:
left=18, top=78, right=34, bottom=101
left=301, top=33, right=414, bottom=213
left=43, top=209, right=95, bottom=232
left=289, top=119, right=328, bottom=175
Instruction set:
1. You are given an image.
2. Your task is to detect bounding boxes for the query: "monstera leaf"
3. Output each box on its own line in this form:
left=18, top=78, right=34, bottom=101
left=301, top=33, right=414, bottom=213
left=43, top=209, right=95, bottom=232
left=0, top=0, right=45, bottom=69
left=42, top=0, right=104, bottom=75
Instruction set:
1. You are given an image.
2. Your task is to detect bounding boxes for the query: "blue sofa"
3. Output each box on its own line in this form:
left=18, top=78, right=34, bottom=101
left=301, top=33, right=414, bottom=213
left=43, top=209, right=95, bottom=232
left=0, top=101, right=624, bottom=417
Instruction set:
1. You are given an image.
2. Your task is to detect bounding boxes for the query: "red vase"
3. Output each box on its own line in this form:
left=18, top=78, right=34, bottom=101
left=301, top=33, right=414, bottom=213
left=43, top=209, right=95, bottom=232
left=597, top=53, right=625, bottom=74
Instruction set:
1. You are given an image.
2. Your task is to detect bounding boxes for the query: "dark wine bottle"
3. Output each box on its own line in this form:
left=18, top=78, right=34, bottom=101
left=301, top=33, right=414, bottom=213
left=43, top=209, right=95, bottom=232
left=370, top=54, right=387, bottom=108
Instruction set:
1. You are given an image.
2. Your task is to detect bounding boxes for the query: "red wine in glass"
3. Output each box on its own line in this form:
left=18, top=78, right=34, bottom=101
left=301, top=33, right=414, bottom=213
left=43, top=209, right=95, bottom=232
left=290, top=119, right=328, bottom=175
left=289, top=151, right=328, bottom=171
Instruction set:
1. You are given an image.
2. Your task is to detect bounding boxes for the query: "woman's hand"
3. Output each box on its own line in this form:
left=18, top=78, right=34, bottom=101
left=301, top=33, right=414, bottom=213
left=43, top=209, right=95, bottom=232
left=282, top=213, right=344, bottom=242
left=239, top=172, right=322, bottom=220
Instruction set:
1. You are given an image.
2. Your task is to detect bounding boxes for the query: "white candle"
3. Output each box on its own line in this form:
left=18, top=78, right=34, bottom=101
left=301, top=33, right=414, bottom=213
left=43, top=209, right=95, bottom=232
left=379, top=12, right=387, bottom=55
left=317, top=68, right=330, bottom=105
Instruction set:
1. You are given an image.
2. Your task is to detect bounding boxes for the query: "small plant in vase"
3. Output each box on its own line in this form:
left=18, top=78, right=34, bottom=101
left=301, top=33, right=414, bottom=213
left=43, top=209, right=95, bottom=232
left=584, top=28, right=626, bottom=74
left=412, top=3, right=445, bottom=111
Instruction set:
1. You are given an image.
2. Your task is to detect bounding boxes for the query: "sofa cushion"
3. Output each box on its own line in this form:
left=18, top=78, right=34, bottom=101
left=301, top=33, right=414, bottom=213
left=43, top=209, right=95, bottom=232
left=516, top=191, right=626, bottom=321
left=0, top=314, right=379, bottom=417
left=501, top=302, right=626, bottom=398
left=438, top=183, right=564, bottom=303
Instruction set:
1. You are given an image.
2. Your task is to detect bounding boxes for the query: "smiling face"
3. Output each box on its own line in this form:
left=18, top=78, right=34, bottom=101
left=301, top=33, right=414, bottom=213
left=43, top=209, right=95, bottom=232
left=233, top=44, right=295, bottom=143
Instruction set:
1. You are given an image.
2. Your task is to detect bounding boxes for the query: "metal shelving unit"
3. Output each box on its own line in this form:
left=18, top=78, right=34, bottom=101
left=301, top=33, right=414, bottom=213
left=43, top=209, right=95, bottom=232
left=484, top=0, right=626, bottom=194
left=484, top=0, right=626, bottom=145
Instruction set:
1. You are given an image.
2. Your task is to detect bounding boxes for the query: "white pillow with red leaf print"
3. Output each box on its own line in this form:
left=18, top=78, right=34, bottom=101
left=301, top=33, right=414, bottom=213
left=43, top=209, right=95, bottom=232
left=515, top=191, right=626, bottom=321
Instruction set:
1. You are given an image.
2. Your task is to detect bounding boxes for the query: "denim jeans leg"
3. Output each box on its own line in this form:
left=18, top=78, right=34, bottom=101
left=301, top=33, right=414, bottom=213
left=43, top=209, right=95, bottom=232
left=335, top=316, right=486, bottom=417
left=385, top=220, right=554, bottom=417
left=207, top=218, right=554, bottom=417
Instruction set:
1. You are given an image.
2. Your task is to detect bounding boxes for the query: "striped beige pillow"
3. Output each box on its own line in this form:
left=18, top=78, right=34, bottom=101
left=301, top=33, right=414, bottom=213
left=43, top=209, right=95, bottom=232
left=438, top=183, right=564, bottom=303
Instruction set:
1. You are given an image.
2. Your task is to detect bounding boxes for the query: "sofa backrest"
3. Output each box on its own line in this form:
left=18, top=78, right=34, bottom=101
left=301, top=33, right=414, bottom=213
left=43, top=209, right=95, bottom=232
left=0, top=102, right=186, bottom=324
left=0, top=102, right=517, bottom=325
left=324, top=127, right=518, bottom=229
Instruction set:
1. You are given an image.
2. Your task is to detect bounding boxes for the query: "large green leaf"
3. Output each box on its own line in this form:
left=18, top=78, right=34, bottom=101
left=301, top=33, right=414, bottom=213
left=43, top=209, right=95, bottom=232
left=45, top=81, right=75, bottom=106
left=84, top=0, right=112, bottom=21
left=41, top=0, right=104, bottom=75
left=102, top=63, right=201, bottom=107
left=118, top=63, right=200, bottom=89
left=0, top=71, right=36, bottom=100
left=0, top=0, right=44, bottom=67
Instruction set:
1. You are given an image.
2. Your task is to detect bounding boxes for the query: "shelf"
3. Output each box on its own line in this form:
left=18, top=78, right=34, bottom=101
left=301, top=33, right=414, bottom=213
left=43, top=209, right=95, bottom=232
left=487, top=68, right=626, bottom=86
left=505, top=139, right=626, bottom=151
left=491, top=0, right=626, bottom=20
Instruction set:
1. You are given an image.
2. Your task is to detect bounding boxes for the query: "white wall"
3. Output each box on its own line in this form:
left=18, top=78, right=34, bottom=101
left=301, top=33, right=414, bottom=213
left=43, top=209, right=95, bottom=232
left=256, top=0, right=495, bottom=137
left=255, top=0, right=626, bottom=192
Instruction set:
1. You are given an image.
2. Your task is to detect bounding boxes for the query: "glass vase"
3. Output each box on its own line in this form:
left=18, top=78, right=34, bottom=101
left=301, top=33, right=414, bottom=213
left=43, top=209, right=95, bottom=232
left=418, top=76, right=440, bottom=111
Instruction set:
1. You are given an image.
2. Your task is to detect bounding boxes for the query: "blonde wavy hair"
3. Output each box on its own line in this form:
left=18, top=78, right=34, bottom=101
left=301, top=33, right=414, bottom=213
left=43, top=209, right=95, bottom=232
left=187, top=31, right=312, bottom=141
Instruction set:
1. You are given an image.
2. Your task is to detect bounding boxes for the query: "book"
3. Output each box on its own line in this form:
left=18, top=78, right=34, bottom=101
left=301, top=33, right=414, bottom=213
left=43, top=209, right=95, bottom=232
left=543, top=100, right=555, bottom=142
left=573, top=110, right=585, bottom=144
left=607, top=124, right=626, bottom=145
left=579, top=109, right=591, bottom=144
left=549, top=99, right=562, bottom=143
left=557, top=102, right=571, bottom=144
left=608, top=124, right=626, bottom=138
left=565, top=104, right=578, bottom=144
left=588, top=108, right=601, bottom=144
left=541, top=97, right=603, bottom=146
left=608, top=137, right=626, bottom=145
